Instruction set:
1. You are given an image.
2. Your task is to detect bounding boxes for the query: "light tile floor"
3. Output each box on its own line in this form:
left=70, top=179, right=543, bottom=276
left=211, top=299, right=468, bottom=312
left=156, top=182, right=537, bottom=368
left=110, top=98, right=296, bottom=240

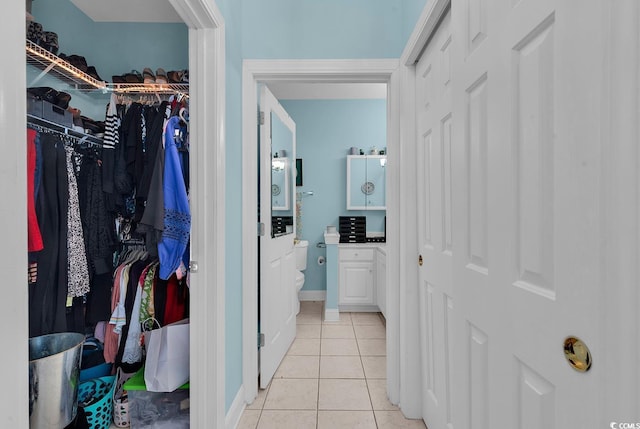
left=237, top=301, right=427, bottom=429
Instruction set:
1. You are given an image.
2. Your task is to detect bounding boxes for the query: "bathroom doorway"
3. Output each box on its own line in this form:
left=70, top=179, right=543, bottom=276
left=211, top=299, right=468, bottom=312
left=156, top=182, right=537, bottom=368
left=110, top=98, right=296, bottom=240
left=241, top=59, right=400, bottom=407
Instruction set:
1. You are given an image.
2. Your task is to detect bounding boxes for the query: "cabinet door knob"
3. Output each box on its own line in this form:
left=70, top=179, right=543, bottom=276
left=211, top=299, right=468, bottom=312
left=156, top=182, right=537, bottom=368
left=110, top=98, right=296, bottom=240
left=418, top=255, right=423, bottom=266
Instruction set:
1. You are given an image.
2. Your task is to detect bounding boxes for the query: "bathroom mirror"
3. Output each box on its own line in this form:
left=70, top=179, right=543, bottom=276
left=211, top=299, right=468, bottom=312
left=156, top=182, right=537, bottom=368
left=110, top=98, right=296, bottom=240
left=271, top=111, right=294, bottom=237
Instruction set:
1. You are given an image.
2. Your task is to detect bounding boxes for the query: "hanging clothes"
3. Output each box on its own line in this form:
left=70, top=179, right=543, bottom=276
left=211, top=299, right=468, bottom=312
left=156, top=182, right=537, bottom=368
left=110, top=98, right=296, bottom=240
left=30, top=133, right=69, bottom=337
left=65, top=145, right=90, bottom=298
left=27, top=129, right=43, bottom=253
left=158, top=116, right=191, bottom=280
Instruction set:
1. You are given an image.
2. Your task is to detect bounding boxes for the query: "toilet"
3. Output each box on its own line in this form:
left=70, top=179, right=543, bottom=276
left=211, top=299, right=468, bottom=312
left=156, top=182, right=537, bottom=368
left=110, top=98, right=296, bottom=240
left=294, top=240, right=309, bottom=314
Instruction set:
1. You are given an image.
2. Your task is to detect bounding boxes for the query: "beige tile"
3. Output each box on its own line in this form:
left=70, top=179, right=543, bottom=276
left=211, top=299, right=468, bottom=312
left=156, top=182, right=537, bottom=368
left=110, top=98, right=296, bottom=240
left=320, top=355, right=365, bottom=379
left=317, top=410, right=377, bottom=429
left=246, top=385, right=270, bottom=410
left=299, top=300, right=324, bottom=314
left=322, top=324, right=355, bottom=339
left=274, top=355, right=320, bottom=379
left=323, top=312, right=352, bottom=325
left=257, top=410, right=317, bottom=429
left=318, top=379, right=371, bottom=410
left=354, top=324, right=386, bottom=339
left=263, top=378, right=318, bottom=410
left=351, top=312, right=384, bottom=325
left=236, top=409, right=261, bottom=429
left=297, top=312, right=322, bottom=325
left=357, top=338, right=387, bottom=356
left=288, top=338, right=321, bottom=356
left=296, top=324, right=321, bottom=339
left=374, top=410, right=427, bottom=428
left=362, top=356, right=387, bottom=379
left=367, top=379, right=398, bottom=411
left=321, top=338, right=359, bottom=356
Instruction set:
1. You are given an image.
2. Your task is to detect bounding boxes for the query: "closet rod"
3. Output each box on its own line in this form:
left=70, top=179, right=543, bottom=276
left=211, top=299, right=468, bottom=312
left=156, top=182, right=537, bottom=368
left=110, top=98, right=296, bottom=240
left=27, top=114, right=103, bottom=147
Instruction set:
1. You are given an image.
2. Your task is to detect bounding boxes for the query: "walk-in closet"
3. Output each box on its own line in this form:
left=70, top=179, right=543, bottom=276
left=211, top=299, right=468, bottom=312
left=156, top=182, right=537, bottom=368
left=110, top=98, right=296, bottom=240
left=26, top=2, right=195, bottom=427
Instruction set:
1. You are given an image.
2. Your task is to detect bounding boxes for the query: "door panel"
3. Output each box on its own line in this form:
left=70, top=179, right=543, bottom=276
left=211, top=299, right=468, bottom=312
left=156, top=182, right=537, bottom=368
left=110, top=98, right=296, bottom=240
left=259, top=85, right=297, bottom=389
left=416, top=9, right=453, bottom=429
left=448, top=0, right=604, bottom=427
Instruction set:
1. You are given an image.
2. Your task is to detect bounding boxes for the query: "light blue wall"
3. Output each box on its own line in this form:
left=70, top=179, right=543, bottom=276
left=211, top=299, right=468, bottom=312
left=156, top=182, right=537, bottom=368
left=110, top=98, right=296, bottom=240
left=403, top=0, right=429, bottom=44
left=30, top=1, right=188, bottom=119
left=31, top=1, right=188, bottom=80
left=215, top=0, right=245, bottom=413
left=281, top=99, right=387, bottom=292
left=242, top=0, right=408, bottom=59
left=30, top=0, right=426, bottom=415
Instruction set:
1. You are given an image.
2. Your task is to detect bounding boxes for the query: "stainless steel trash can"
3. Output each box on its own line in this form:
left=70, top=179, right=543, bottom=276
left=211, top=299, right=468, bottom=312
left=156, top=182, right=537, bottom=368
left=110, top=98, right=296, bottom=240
left=29, top=332, right=84, bottom=429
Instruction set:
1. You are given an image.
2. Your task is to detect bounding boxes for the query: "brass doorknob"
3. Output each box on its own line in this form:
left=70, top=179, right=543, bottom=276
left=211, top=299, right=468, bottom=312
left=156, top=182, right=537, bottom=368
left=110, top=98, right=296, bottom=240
left=563, top=336, right=592, bottom=372
left=418, top=255, right=423, bottom=266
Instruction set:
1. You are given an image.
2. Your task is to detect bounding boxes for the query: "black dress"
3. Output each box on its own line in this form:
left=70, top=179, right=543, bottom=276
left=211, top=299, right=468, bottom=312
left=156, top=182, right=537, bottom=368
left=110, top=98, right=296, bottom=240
left=30, top=134, right=69, bottom=337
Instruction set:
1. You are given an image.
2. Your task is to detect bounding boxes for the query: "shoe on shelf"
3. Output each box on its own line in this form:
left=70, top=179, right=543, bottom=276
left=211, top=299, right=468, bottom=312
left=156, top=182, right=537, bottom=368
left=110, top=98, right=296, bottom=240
left=124, top=70, right=143, bottom=83
left=167, top=70, right=182, bottom=83
left=155, top=68, right=168, bottom=84
left=143, top=67, right=156, bottom=84
left=86, top=66, right=105, bottom=82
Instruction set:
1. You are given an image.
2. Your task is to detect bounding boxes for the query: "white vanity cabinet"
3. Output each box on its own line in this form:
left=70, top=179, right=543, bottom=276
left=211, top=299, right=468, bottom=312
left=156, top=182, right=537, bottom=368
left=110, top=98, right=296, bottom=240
left=338, top=245, right=386, bottom=312
left=338, top=247, right=375, bottom=307
left=346, top=155, right=386, bottom=210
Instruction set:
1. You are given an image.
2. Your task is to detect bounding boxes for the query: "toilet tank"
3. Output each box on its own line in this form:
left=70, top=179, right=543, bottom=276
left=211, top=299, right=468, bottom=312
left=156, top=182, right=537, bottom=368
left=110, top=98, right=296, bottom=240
left=295, top=240, right=309, bottom=271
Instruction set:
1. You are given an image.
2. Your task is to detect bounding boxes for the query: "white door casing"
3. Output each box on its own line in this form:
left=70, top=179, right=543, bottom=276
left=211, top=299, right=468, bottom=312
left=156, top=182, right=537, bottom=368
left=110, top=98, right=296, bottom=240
left=258, top=85, right=297, bottom=389
left=415, top=8, right=454, bottom=429
left=241, top=59, right=401, bottom=407
left=405, top=0, right=640, bottom=427
left=7, top=0, right=226, bottom=427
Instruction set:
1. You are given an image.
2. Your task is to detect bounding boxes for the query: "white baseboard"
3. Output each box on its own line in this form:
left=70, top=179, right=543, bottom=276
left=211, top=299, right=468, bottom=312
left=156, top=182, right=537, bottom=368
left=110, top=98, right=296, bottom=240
left=324, top=308, right=340, bottom=322
left=226, top=385, right=246, bottom=429
left=298, top=290, right=326, bottom=301
left=338, top=304, right=381, bottom=313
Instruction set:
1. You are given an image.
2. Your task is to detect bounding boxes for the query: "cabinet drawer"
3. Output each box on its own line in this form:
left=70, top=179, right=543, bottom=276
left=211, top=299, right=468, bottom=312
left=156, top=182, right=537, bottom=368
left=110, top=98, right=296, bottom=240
left=340, top=248, right=374, bottom=261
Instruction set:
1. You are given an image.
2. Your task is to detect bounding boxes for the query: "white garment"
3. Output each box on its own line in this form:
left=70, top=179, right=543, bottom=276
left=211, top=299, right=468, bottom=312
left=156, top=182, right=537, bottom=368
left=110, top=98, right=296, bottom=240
left=122, top=279, right=144, bottom=364
left=109, top=264, right=130, bottom=334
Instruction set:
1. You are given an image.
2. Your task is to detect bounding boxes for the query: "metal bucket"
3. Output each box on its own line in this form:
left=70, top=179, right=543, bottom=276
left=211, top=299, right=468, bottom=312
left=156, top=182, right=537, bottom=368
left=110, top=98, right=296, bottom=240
left=29, top=332, right=84, bottom=429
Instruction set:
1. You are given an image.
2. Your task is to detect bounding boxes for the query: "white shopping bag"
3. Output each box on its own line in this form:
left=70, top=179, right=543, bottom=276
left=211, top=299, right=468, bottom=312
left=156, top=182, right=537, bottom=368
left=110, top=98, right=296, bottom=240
left=144, top=318, right=190, bottom=392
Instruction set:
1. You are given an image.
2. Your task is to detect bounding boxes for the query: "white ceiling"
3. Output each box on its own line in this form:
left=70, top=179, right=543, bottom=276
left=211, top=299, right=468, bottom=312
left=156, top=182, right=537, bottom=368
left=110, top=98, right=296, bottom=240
left=70, top=0, right=183, bottom=23
left=267, top=83, right=387, bottom=100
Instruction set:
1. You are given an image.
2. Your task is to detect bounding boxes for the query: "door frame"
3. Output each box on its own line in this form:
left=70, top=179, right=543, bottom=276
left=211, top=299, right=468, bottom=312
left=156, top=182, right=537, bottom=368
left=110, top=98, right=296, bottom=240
left=3, top=0, right=226, bottom=426
left=400, top=0, right=640, bottom=423
left=169, top=1, right=227, bottom=427
left=241, top=59, right=404, bottom=408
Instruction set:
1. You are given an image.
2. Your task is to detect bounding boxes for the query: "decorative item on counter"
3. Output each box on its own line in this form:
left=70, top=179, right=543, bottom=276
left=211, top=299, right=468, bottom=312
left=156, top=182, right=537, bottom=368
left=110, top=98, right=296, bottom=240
left=359, top=149, right=365, bottom=155
left=370, top=147, right=379, bottom=155
left=349, top=146, right=358, bottom=155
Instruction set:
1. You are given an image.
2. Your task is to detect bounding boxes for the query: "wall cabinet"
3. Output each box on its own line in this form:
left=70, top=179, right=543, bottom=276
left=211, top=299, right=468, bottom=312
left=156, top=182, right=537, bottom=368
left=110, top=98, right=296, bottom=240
left=347, top=155, right=386, bottom=210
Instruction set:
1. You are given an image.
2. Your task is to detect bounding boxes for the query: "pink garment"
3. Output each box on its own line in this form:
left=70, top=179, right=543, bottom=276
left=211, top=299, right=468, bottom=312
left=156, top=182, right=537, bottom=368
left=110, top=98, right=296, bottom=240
left=103, top=265, right=125, bottom=363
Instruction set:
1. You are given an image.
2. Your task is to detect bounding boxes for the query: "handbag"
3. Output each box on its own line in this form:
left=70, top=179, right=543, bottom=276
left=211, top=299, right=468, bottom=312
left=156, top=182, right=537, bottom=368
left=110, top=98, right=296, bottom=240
left=143, top=318, right=189, bottom=392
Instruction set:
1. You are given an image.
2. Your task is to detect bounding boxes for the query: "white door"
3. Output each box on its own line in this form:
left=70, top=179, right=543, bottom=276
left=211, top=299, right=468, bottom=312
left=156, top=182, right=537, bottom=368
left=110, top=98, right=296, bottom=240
left=259, top=85, right=297, bottom=389
left=415, top=9, right=454, bottom=429
left=443, top=0, right=606, bottom=427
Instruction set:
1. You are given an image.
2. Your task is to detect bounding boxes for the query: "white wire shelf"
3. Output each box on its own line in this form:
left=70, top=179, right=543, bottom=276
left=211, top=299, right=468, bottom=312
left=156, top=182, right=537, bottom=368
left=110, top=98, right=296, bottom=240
left=27, top=40, right=189, bottom=95
left=27, top=40, right=107, bottom=90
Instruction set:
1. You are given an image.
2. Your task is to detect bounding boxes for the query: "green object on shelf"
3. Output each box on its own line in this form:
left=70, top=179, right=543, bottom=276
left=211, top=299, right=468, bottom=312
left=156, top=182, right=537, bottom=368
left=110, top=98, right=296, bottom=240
left=123, top=366, right=189, bottom=391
